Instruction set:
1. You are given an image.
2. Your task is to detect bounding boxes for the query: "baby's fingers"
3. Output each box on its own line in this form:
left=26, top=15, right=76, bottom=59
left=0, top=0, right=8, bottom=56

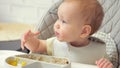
left=21, top=30, right=40, bottom=50
left=26, top=30, right=40, bottom=38
left=96, top=58, right=104, bottom=65
left=96, top=58, right=113, bottom=68
left=21, top=30, right=31, bottom=50
left=34, top=31, right=40, bottom=37
left=24, top=30, right=32, bottom=39
left=102, top=61, right=113, bottom=68
left=21, top=35, right=27, bottom=50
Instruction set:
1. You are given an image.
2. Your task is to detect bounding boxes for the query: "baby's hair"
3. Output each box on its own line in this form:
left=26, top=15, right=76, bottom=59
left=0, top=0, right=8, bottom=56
left=63, top=0, right=104, bottom=35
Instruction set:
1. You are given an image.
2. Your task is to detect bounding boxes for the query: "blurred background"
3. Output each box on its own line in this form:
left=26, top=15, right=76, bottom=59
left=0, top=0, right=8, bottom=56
left=0, top=0, right=59, bottom=51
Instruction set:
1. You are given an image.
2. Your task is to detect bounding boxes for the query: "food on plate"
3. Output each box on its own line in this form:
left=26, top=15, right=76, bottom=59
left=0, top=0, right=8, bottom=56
left=7, top=57, right=27, bottom=66
left=16, top=54, right=69, bottom=64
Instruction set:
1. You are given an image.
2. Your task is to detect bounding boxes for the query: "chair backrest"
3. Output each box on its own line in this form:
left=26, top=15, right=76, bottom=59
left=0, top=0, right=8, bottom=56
left=36, top=0, right=63, bottom=40
left=36, top=0, right=120, bottom=66
left=98, top=0, right=120, bottom=66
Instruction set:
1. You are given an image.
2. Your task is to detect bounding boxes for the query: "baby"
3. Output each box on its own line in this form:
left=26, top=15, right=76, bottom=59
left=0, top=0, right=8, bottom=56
left=21, top=0, right=113, bottom=68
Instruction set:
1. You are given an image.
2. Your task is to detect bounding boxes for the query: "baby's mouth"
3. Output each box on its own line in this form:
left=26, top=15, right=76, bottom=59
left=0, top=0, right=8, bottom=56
left=55, top=31, right=59, bottom=37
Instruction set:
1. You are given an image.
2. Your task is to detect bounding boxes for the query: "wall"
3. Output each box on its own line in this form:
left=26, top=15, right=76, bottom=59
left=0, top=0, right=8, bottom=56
left=0, top=0, right=59, bottom=24
left=0, top=0, right=59, bottom=51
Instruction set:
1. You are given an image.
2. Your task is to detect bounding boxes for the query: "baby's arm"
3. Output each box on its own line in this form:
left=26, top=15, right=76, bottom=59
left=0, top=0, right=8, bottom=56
left=21, top=30, right=47, bottom=53
left=96, top=58, right=113, bottom=68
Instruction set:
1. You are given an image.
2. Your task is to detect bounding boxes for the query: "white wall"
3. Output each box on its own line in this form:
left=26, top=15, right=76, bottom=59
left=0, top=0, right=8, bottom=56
left=0, top=0, right=60, bottom=50
left=0, top=0, right=59, bottom=24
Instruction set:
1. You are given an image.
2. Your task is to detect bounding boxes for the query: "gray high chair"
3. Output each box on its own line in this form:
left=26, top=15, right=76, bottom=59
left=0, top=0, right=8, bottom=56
left=33, top=0, right=120, bottom=68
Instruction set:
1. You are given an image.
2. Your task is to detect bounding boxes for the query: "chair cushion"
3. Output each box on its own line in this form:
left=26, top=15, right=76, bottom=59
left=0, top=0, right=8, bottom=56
left=36, top=0, right=63, bottom=40
left=98, top=0, right=120, bottom=66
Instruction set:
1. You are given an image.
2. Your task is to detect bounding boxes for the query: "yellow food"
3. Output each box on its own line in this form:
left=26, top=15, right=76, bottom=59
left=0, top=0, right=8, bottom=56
left=7, top=59, right=17, bottom=66
left=7, top=57, right=27, bottom=66
left=21, top=61, right=27, bottom=66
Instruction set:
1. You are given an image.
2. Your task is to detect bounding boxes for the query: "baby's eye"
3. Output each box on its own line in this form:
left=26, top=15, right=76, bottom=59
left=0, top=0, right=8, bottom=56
left=62, top=20, right=66, bottom=23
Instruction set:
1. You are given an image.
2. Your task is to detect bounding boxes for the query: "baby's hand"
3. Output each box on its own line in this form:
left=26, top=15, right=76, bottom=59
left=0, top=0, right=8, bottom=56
left=96, top=58, right=113, bottom=68
left=21, top=30, right=40, bottom=50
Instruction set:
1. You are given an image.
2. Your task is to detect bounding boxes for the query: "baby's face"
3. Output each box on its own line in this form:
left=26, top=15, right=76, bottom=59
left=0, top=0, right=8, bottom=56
left=54, top=2, right=85, bottom=42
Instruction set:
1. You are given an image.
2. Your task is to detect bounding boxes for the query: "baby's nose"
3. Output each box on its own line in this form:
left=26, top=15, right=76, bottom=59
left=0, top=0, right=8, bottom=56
left=54, top=22, right=60, bottom=29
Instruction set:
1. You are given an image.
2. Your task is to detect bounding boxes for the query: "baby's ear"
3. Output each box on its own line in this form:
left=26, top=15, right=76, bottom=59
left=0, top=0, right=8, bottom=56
left=80, top=25, right=91, bottom=38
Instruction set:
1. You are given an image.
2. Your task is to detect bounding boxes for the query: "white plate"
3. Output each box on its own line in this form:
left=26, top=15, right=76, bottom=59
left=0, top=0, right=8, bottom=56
left=0, top=50, right=25, bottom=68
left=5, top=54, right=71, bottom=68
